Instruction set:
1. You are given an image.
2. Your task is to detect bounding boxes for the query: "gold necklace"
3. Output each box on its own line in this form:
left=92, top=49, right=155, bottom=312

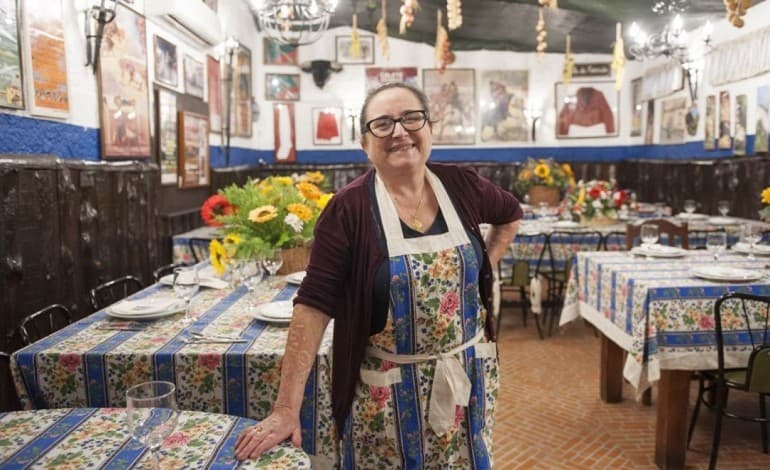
left=409, top=184, right=426, bottom=230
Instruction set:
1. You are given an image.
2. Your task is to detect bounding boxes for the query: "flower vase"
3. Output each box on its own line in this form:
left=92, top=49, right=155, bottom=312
left=278, top=245, right=312, bottom=275
left=528, top=185, right=560, bottom=206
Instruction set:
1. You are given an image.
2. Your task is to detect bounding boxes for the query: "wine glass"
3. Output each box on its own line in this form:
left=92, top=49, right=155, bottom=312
left=683, top=199, right=696, bottom=215
left=262, top=249, right=284, bottom=288
left=126, top=381, right=179, bottom=470
left=640, top=225, right=659, bottom=259
left=173, top=267, right=199, bottom=325
left=654, top=202, right=667, bottom=218
left=742, top=224, right=762, bottom=260
left=226, top=259, right=245, bottom=290
left=706, top=232, right=727, bottom=260
left=242, top=258, right=265, bottom=307
left=717, top=200, right=730, bottom=217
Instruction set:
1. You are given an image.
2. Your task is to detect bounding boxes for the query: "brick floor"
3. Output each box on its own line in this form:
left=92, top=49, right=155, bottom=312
left=492, top=307, right=770, bottom=469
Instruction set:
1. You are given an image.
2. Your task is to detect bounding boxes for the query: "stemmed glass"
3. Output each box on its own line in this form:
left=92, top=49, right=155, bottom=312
left=683, top=199, right=696, bottom=215
left=706, top=232, right=727, bottom=260
left=717, top=200, right=730, bottom=217
left=654, top=202, right=666, bottom=217
left=640, top=225, right=659, bottom=259
left=126, top=381, right=179, bottom=470
left=242, top=258, right=265, bottom=308
left=262, top=249, right=284, bottom=288
left=742, top=224, right=762, bottom=260
left=173, top=267, right=199, bottom=325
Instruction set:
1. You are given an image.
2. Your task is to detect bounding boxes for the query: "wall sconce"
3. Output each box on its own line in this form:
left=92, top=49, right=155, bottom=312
left=221, top=36, right=240, bottom=167
left=524, top=107, right=543, bottom=142
left=82, top=0, right=118, bottom=74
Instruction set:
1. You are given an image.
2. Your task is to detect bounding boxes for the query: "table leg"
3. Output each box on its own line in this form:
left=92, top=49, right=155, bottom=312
left=655, top=370, right=691, bottom=469
left=600, top=334, right=624, bottom=403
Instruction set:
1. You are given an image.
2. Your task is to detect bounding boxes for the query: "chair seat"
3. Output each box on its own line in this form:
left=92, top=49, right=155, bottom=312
left=725, top=369, right=748, bottom=388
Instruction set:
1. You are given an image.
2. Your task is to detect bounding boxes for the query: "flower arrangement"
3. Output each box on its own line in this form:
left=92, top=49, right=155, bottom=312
left=200, top=172, right=333, bottom=273
left=760, top=186, right=770, bottom=222
left=514, top=158, right=575, bottom=196
left=564, top=179, right=630, bottom=221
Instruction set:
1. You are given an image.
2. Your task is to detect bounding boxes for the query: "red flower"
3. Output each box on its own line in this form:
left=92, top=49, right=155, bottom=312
left=198, top=353, right=221, bottom=371
left=613, top=190, right=627, bottom=208
left=59, top=353, right=81, bottom=372
left=588, top=186, right=602, bottom=199
left=454, top=405, right=465, bottom=427
left=370, top=386, right=390, bottom=406
left=200, top=195, right=234, bottom=227
left=439, top=291, right=460, bottom=317
left=699, top=315, right=714, bottom=329
left=164, top=432, right=191, bottom=447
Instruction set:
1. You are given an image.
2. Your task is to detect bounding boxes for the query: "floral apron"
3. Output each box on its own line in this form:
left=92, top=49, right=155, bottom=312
left=342, top=170, right=499, bottom=469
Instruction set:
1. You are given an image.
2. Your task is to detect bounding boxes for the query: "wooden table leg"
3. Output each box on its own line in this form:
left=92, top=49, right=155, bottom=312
left=655, top=370, right=691, bottom=469
left=600, top=334, right=624, bottom=403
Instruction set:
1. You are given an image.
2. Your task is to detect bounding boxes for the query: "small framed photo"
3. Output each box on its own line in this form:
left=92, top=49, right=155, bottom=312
left=155, top=86, right=178, bottom=185
left=554, top=81, right=620, bottom=139
left=153, top=35, right=178, bottom=88
left=183, top=55, right=205, bottom=99
left=265, top=73, right=300, bottom=101
left=335, top=35, right=375, bottom=65
left=312, top=107, right=343, bottom=145
left=178, top=110, right=210, bottom=189
left=263, top=38, right=298, bottom=66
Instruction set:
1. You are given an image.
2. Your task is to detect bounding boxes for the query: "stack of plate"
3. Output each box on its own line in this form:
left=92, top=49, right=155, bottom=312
left=631, top=244, right=687, bottom=258
left=253, top=301, right=294, bottom=324
left=107, top=297, right=184, bottom=320
left=690, top=266, right=764, bottom=282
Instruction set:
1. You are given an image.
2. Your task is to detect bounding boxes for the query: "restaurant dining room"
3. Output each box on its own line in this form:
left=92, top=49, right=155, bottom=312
left=4, top=0, right=770, bottom=468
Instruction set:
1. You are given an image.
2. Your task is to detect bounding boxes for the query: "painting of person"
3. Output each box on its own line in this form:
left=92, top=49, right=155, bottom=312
left=479, top=71, right=528, bottom=142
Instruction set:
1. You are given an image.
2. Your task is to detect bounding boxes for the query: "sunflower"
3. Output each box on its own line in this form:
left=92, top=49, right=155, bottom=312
left=273, top=176, right=294, bottom=186
left=210, top=239, right=228, bottom=275
left=304, top=171, right=325, bottom=184
left=317, top=193, right=333, bottom=210
left=287, top=203, right=313, bottom=222
left=297, top=182, right=322, bottom=201
left=248, top=205, right=278, bottom=223
left=534, top=163, right=550, bottom=179
left=762, top=187, right=770, bottom=204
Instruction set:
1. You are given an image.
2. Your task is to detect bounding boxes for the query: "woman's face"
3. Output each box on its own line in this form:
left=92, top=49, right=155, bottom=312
left=360, top=87, right=432, bottom=176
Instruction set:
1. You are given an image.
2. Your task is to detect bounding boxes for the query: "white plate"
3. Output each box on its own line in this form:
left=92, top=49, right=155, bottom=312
left=676, top=212, right=708, bottom=220
left=631, top=245, right=687, bottom=258
left=285, top=271, right=306, bottom=285
left=159, top=274, right=228, bottom=290
left=732, top=243, right=770, bottom=256
left=552, top=220, right=582, bottom=229
left=253, top=301, right=294, bottom=323
left=106, top=298, right=185, bottom=320
left=707, top=217, right=739, bottom=226
left=690, top=266, right=764, bottom=282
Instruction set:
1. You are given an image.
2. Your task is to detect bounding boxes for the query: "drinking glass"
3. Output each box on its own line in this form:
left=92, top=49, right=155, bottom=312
left=126, top=381, right=179, bottom=470
left=706, top=232, right=727, bottom=260
left=537, top=202, right=549, bottom=219
left=717, top=200, right=730, bottom=217
left=742, top=224, right=762, bottom=260
left=226, top=259, right=245, bottom=290
left=242, top=258, right=265, bottom=307
left=640, top=225, right=659, bottom=259
left=683, top=199, right=696, bottom=214
left=173, top=267, right=199, bottom=325
left=262, top=249, right=284, bottom=287
left=654, top=202, right=667, bottom=217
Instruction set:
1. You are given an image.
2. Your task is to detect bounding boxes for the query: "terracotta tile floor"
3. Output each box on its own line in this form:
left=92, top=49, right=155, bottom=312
left=492, top=307, right=770, bottom=469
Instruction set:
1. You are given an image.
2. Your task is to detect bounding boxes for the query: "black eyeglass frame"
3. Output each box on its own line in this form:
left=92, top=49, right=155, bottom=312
left=362, top=110, right=430, bottom=138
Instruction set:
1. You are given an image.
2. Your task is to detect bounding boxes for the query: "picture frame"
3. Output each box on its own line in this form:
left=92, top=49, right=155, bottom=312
left=478, top=70, right=529, bottom=142
left=312, top=107, right=343, bottom=145
left=422, top=68, right=476, bottom=145
left=644, top=100, right=654, bottom=144
left=734, top=94, right=747, bottom=155
left=659, top=96, right=686, bottom=144
left=178, top=111, right=210, bottom=188
left=183, top=55, right=205, bottom=99
left=704, top=95, right=716, bottom=150
left=97, top=4, right=151, bottom=159
left=263, top=38, right=298, bottom=66
left=554, top=81, right=619, bottom=139
left=273, top=103, right=296, bottom=163
left=365, top=67, right=418, bottom=92
left=22, top=0, right=68, bottom=117
left=265, top=73, right=300, bottom=101
left=630, top=78, right=643, bottom=137
left=207, top=56, right=222, bottom=133
left=0, top=0, right=25, bottom=110
left=335, top=35, right=375, bottom=65
left=153, top=35, right=178, bottom=88
left=756, top=86, right=769, bottom=153
left=233, top=45, right=252, bottom=137
left=154, top=87, right=178, bottom=186
left=718, top=90, right=731, bottom=150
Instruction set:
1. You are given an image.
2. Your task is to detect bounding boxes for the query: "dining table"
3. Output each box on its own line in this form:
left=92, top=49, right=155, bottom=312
left=0, top=407, right=310, bottom=468
left=559, top=248, right=770, bottom=468
left=10, top=272, right=337, bottom=468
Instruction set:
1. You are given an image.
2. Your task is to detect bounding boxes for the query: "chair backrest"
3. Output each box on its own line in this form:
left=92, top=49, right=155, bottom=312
left=153, top=262, right=187, bottom=282
left=543, top=230, right=604, bottom=274
left=18, top=304, right=72, bottom=345
left=513, top=232, right=549, bottom=277
left=188, top=238, right=212, bottom=263
left=1, top=351, right=21, bottom=411
left=89, top=275, right=143, bottom=311
left=625, top=218, right=689, bottom=250
left=601, top=231, right=626, bottom=251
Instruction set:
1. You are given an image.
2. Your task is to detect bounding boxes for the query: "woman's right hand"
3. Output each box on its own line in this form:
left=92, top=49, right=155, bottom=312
left=234, top=405, right=302, bottom=461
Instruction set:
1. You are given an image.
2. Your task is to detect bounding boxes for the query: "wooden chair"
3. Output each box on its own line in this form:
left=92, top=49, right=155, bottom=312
left=89, top=275, right=143, bottom=311
left=188, top=238, right=212, bottom=263
left=1, top=351, right=22, bottom=411
left=601, top=230, right=626, bottom=251
left=18, top=304, right=72, bottom=346
left=625, top=218, right=689, bottom=250
left=153, top=262, right=187, bottom=282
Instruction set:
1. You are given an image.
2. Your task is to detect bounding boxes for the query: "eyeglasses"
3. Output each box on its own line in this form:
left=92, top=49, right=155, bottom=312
left=363, top=110, right=429, bottom=138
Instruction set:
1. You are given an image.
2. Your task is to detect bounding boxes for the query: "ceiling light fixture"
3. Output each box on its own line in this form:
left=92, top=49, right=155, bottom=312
left=248, top=0, right=338, bottom=46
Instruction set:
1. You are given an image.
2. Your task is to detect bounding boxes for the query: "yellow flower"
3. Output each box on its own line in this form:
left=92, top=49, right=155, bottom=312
left=287, top=203, right=313, bottom=222
left=562, top=163, right=574, bottom=178
left=297, top=182, right=322, bottom=201
left=546, top=176, right=554, bottom=186
left=209, top=239, right=228, bottom=275
left=223, top=233, right=241, bottom=245
left=248, top=205, right=278, bottom=223
left=259, top=184, right=273, bottom=196
left=520, top=169, right=532, bottom=180
left=304, top=171, right=325, bottom=184
left=762, top=187, right=770, bottom=204
left=272, top=176, right=293, bottom=186
left=534, top=163, right=550, bottom=179
left=317, top=193, right=333, bottom=210
left=576, top=186, right=586, bottom=205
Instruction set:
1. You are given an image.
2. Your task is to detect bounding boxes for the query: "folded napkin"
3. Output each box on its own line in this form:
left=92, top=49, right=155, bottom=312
left=110, top=297, right=181, bottom=316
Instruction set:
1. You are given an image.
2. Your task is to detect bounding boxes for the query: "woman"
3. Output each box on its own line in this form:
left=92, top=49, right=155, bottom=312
left=235, top=83, right=522, bottom=467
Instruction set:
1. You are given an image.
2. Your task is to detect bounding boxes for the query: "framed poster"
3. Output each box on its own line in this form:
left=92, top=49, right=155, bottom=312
left=183, top=55, right=204, bottom=99
left=312, top=107, right=343, bottom=145
left=365, top=67, right=418, bottom=92
left=718, top=91, right=731, bottom=150
left=23, top=0, right=68, bottom=117
left=630, top=78, right=643, bottom=137
left=704, top=95, right=716, bottom=150
left=659, top=97, right=686, bottom=144
left=265, top=73, right=300, bottom=101
left=555, top=81, right=619, bottom=139
left=756, top=86, right=769, bottom=153
left=0, top=0, right=24, bottom=110
left=97, top=4, right=151, bottom=158
left=155, top=87, right=177, bottom=185
left=423, top=68, right=476, bottom=145
left=207, top=56, right=222, bottom=133
left=644, top=100, right=654, bottom=145
left=178, top=111, right=209, bottom=188
left=263, top=38, right=297, bottom=65
left=234, top=45, right=252, bottom=137
left=274, top=103, right=296, bottom=163
left=479, top=70, right=528, bottom=142
left=335, top=35, right=375, bottom=65
left=153, top=35, right=177, bottom=88
left=734, top=94, right=747, bottom=155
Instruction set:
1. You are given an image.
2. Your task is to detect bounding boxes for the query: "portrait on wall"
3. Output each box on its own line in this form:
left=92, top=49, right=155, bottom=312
left=207, top=56, right=222, bottom=133
left=119, top=0, right=144, bottom=14
left=97, top=4, right=151, bottom=159
left=335, top=35, right=375, bottom=65
left=717, top=90, right=732, bottom=150
left=266, top=73, right=300, bottom=101
left=0, top=0, right=24, bottom=110
left=659, top=97, right=686, bottom=144
left=555, top=81, right=619, bottom=139
left=704, top=95, right=716, bottom=150
left=263, top=38, right=298, bottom=66
left=479, top=70, right=529, bottom=142
left=178, top=111, right=209, bottom=188
left=644, top=100, right=655, bottom=145
left=183, top=55, right=204, bottom=99
left=234, top=45, right=252, bottom=136
left=756, top=85, right=769, bottom=153
left=423, top=68, right=476, bottom=145
left=153, top=35, right=177, bottom=88
left=312, top=107, right=343, bottom=145
left=155, top=87, right=177, bottom=185
left=365, top=67, right=418, bottom=92
left=23, top=0, right=68, bottom=117
left=630, top=78, right=643, bottom=137
left=273, top=103, right=296, bottom=163
left=734, top=94, right=747, bottom=155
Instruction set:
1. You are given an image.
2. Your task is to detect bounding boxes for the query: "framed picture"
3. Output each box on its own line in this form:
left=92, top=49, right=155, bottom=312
left=233, top=44, right=252, bottom=137
left=207, top=56, right=222, bottom=133
left=0, top=0, right=24, bottom=110
left=478, top=70, right=529, bottom=142
left=735, top=94, right=747, bottom=155
left=335, top=35, right=375, bottom=65
left=22, top=0, right=68, bottom=117
left=178, top=111, right=210, bottom=188
left=704, top=95, right=716, bottom=150
left=153, top=35, right=177, bottom=87
left=756, top=86, right=769, bottom=153
left=644, top=100, right=654, bottom=144
left=312, top=107, right=343, bottom=145
left=555, top=81, right=619, bottom=139
left=273, top=103, right=296, bottom=163
left=659, top=97, right=686, bottom=144
left=155, top=87, right=177, bottom=185
left=183, top=55, right=204, bottom=99
left=423, top=68, right=476, bottom=145
left=365, top=67, right=417, bottom=92
left=97, top=4, right=151, bottom=158
left=265, top=73, right=300, bottom=101
left=630, top=78, right=643, bottom=137
left=718, top=91, right=731, bottom=150
left=263, top=38, right=298, bottom=66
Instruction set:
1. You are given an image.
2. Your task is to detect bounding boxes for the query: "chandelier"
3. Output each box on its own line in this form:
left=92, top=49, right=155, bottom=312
left=248, top=0, right=338, bottom=46
left=628, top=14, right=713, bottom=64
